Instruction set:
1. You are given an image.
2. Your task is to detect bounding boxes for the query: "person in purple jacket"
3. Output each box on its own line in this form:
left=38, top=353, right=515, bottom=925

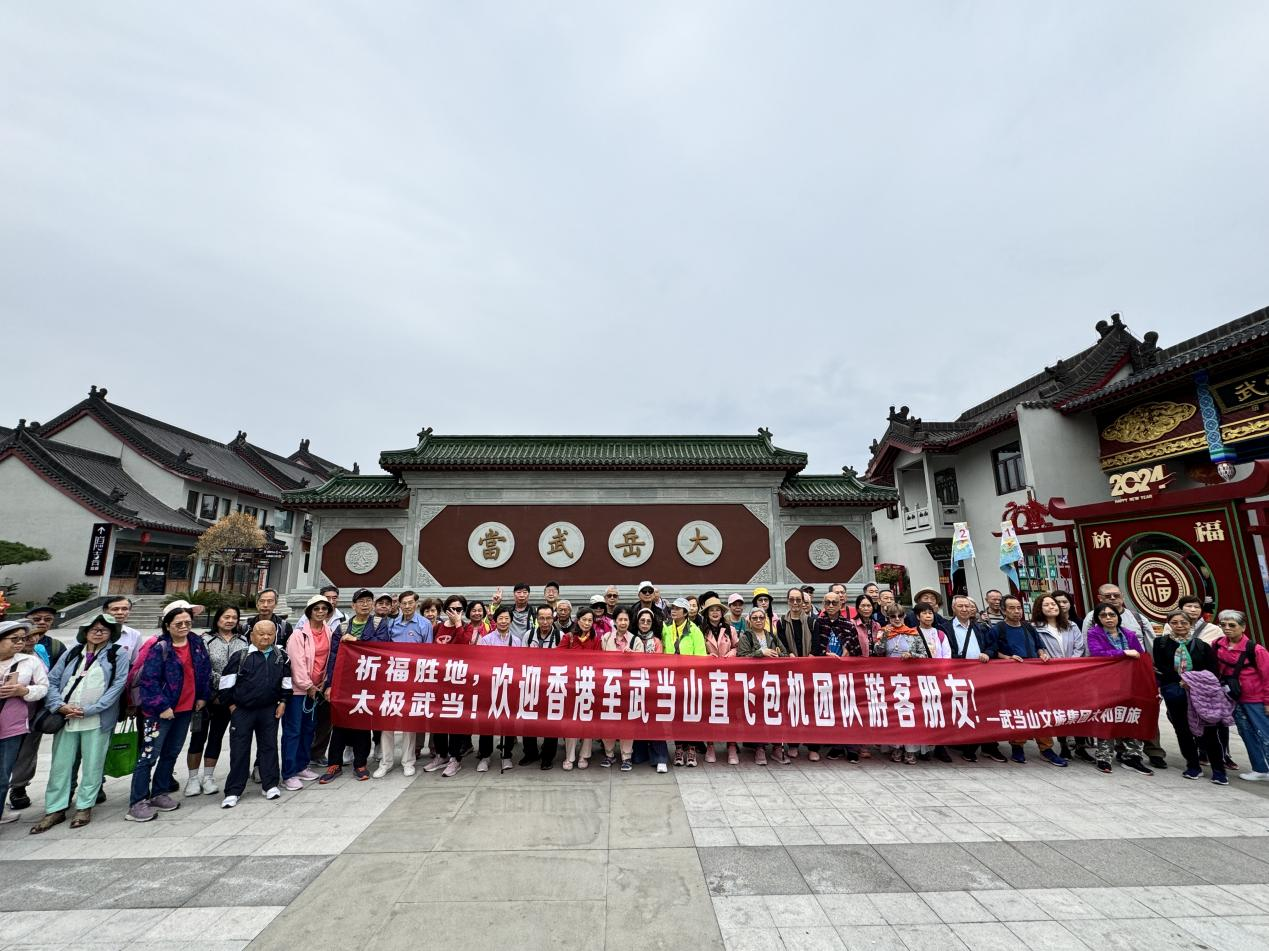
left=1086, top=602, right=1153, bottom=777
left=127, top=605, right=212, bottom=821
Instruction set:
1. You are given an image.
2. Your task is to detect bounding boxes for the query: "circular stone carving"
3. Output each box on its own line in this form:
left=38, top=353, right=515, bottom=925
left=677, top=520, right=722, bottom=567
left=538, top=521, right=585, bottom=568
left=344, top=541, right=380, bottom=575
left=1126, top=553, right=1193, bottom=619
left=608, top=520, right=654, bottom=567
left=468, top=521, right=515, bottom=569
left=808, top=538, right=841, bottom=571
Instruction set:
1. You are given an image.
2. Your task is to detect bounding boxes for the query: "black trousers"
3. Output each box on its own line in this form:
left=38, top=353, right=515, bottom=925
left=1163, top=690, right=1224, bottom=771
left=309, top=701, right=332, bottom=763
left=188, top=701, right=233, bottom=761
left=478, top=735, right=517, bottom=759
left=521, top=736, right=558, bottom=763
left=433, top=733, right=467, bottom=759
left=328, top=727, right=372, bottom=769
left=225, top=706, right=281, bottom=797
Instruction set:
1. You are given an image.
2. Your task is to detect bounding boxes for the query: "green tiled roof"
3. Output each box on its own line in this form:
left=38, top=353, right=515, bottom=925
left=380, top=429, right=808, bottom=472
left=282, top=474, right=408, bottom=508
left=778, top=472, right=897, bottom=508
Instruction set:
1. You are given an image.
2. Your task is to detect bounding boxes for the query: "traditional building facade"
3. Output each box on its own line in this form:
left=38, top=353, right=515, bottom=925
left=868, top=308, right=1269, bottom=633
left=0, top=387, right=342, bottom=602
left=282, top=429, right=895, bottom=605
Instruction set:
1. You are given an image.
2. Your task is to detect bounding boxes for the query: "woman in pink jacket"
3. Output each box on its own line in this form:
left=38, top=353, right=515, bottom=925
left=281, top=595, right=334, bottom=791
left=1214, top=610, right=1269, bottom=782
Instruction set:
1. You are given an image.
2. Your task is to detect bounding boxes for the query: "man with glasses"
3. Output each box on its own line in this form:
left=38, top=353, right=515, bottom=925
left=633, top=581, right=664, bottom=627
left=604, top=586, right=622, bottom=615
left=240, top=588, right=293, bottom=646
left=543, top=581, right=561, bottom=615
left=1083, top=583, right=1168, bottom=768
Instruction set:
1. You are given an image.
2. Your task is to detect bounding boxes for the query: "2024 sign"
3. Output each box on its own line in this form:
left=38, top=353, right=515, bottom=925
left=1108, top=464, right=1174, bottom=498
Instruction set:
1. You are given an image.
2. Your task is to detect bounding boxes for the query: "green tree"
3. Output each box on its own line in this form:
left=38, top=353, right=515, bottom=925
left=195, top=513, right=266, bottom=593
left=0, top=540, right=52, bottom=570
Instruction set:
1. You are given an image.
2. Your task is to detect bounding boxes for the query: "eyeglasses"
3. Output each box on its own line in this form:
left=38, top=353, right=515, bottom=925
left=1220, top=621, right=1242, bottom=628
left=605, top=593, right=619, bottom=599
left=823, top=599, right=840, bottom=605
left=170, top=620, right=192, bottom=629
left=446, top=606, right=463, bottom=612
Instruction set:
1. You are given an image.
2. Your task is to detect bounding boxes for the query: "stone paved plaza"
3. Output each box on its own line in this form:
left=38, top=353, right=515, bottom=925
left=3, top=636, right=1269, bottom=950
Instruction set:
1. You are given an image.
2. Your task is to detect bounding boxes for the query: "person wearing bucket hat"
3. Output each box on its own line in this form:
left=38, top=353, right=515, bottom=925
left=31, top=614, right=131, bottom=833
left=751, top=588, right=777, bottom=634
left=699, top=597, right=740, bottom=765
left=0, top=619, right=48, bottom=826
left=279, top=595, right=336, bottom=790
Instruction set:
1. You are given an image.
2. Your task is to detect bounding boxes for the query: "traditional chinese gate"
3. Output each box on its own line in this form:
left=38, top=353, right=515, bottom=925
left=1048, top=461, right=1269, bottom=638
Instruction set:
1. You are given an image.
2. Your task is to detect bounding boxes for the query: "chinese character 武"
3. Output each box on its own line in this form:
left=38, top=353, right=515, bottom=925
left=546, top=526, right=574, bottom=559
left=1233, top=379, right=1269, bottom=404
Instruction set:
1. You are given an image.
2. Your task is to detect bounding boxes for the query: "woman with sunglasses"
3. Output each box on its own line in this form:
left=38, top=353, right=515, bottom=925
left=738, top=605, right=790, bottom=765
left=1085, top=602, right=1152, bottom=776
left=1212, top=610, right=1269, bottom=782
left=0, top=621, right=49, bottom=826
left=630, top=608, right=670, bottom=772
left=434, top=595, right=474, bottom=646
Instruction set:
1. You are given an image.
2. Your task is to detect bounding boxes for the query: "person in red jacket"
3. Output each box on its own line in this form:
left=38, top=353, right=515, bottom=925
left=560, top=607, right=602, bottom=770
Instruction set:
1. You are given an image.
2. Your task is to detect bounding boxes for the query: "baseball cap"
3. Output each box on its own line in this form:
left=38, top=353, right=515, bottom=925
left=352, top=588, right=375, bottom=602
left=590, top=594, right=605, bottom=605
left=727, top=593, right=744, bottom=605
left=672, top=597, right=691, bottom=611
left=638, top=580, right=654, bottom=593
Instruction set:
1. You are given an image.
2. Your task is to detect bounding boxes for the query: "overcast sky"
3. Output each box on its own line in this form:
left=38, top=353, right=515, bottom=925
left=3, top=3, right=1267, bottom=476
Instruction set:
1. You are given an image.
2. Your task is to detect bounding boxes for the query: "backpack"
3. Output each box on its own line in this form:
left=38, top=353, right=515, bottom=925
left=127, top=635, right=162, bottom=708
left=1219, top=639, right=1257, bottom=702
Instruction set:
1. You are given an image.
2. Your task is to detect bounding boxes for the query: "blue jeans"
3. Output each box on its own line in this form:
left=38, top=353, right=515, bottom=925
left=1233, top=702, right=1269, bottom=774
left=130, top=711, right=193, bottom=805
left=281, top=695, right=317, bottom=779
left=0, top=734, right=22, bottom=821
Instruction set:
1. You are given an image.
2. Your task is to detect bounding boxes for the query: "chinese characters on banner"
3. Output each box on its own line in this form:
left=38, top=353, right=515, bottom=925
left=330, top=643, right=1159, bottom=746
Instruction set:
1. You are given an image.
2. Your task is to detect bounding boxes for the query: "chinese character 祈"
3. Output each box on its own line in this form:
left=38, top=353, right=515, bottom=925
left=480, top=527, right=507, bottom=561
left=1092, top=530, right=1111, bottom=550
left=1194, top=520, right=1226, bottom=543
left=613, top=527, right=647, bottom=559
left=546, top=526, right=574, bottom=559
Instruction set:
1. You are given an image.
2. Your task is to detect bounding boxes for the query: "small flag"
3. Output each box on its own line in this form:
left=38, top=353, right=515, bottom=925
left=951, top=522, right=975, bottom=566
left=999, top=521, right=1023, bottom=589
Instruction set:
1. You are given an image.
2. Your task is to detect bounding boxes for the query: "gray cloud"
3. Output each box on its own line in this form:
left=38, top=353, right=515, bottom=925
left=2, top=2, right=1267, bottom=473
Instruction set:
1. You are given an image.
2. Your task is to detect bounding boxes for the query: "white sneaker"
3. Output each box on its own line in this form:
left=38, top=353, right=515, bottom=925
left=402, top=763, right=416, bottom=778
left=1240, top=771, right=1269, bottom=782
left=185, top=776, right=203, bottom=798
left=342, top=749, right=354, bottom=765
left=501, top=758, right=513, bottom=772
left=201, top=775, right=219, bottom=795
left=221, top=795, right=239, bottom=809
left=263, top=787, right=281, bottom=800
left=476, top=758, right=490, bottom=773
left=422, top=755, right=446, bottom=773
left=0, top=812, right=20, bottom=824
left=656, top=763, right=668, bottom=774
left=442, top=758, right=461, bottom=778
left=371, top=764, right=391, bottom=780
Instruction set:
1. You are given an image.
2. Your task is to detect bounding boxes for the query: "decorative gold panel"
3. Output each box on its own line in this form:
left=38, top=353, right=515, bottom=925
left=1101, top=401, right=1197, bottom=444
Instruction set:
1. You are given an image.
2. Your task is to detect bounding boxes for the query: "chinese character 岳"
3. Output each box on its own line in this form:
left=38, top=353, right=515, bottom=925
left=613, top=527, right=647, bottom=559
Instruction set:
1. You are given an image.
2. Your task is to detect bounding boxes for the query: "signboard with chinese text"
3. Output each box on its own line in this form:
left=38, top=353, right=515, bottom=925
left=84, top=523, right=112, bottom=576
left=330, top=642, right=1159, bottom=745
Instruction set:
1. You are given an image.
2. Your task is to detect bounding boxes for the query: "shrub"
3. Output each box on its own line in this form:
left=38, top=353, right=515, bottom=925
left=48, top=583, right=97, bottom=609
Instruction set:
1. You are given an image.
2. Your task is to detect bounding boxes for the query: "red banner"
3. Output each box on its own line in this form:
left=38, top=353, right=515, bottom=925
left=329, top=643, right=1158, bottom=745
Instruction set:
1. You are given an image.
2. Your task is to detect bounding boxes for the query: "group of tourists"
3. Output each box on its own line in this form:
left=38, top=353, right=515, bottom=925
left=1, top=577, right=1266, bottom=833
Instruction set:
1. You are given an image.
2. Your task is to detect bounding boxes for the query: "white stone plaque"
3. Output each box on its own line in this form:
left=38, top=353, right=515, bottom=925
left=677, top=520, right=722, bottom=567
left=539, top=521, right=584, bottom=568
left=468, top=521, right=514, bottom=568
left=808, top=538, right=840, bottom=571
left=344, top=541, right=379, bottom=575
left=608, top=520, right=653, bottom=567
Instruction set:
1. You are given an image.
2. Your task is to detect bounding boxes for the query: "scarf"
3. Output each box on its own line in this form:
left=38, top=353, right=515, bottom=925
left=1169, top=632, right=1194, bottom=674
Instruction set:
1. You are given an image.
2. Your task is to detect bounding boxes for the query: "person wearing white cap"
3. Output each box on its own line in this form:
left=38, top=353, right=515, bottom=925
left=725, top=594, right=749, bottom=635
left=632, top=582, right=664, bottom=628
left=280, top=595, right=336, bottom=791
left=589, top=594, right=614, bottom=639
left=0, top=620, right=49, bottom=825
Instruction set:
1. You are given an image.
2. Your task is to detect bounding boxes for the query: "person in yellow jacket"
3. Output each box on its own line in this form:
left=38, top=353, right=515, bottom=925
left=663, top=598, right=707, bottom=767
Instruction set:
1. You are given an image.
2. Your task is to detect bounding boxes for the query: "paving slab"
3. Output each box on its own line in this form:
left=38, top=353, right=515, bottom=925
left=372, top=898, right=606, bottom=951
left=787, top=845, right=912, bottom=895
left=871, top=843, right=1010, bottom=892
left=607, top=847, right=724, bottom=950
left=699, top=846, right=811, bottom=897
left=402, top=849, right=607, bottom=902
